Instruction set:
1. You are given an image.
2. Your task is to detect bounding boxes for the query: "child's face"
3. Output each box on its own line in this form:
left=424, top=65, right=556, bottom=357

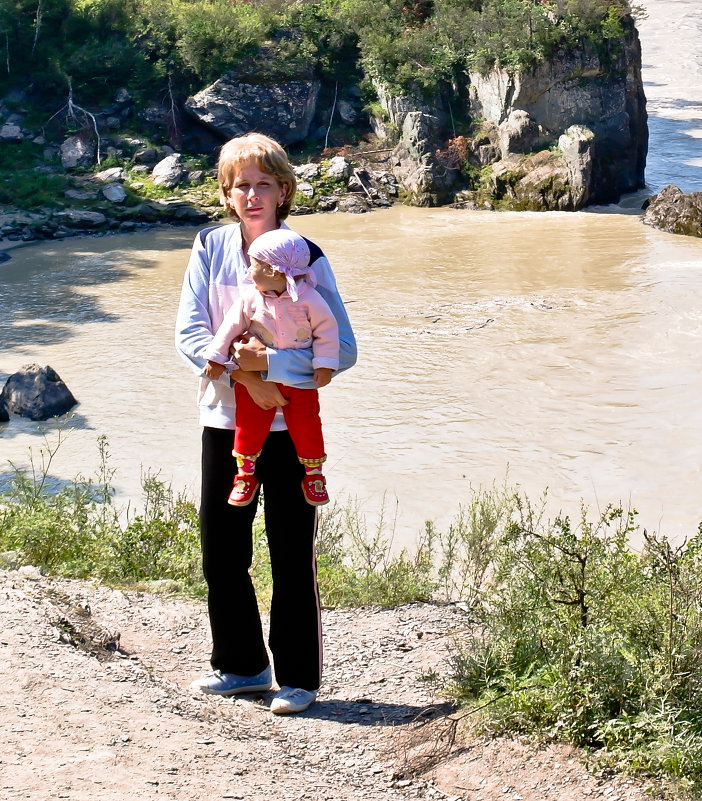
left=249, top=257, right=286, bottom=293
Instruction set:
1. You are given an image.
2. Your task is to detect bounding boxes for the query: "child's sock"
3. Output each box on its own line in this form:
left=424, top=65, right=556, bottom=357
left=236, top=453, right=259, bottom=475
left=300, top=456, right=326, bottom=475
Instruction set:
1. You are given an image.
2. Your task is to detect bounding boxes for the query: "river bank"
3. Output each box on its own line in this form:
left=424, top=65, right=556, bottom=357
left=1, top=566, right=658, bottom=801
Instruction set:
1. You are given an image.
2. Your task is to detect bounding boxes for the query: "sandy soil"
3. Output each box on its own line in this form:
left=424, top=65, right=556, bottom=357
left=0, top=567, right=656, bottom=801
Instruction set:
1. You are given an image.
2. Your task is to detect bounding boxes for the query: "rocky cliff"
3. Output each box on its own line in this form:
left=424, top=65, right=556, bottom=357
left=367, top=15, right=647, bottom=210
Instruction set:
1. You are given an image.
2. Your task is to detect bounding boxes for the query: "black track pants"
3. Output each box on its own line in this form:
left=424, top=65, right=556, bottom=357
left=199, top=426, right=322, bottom=691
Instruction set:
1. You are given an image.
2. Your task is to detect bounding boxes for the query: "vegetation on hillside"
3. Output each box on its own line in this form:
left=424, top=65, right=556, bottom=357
left=2, top=428, right=702, bottom=794
left=0, top=0, right=636, bottom=109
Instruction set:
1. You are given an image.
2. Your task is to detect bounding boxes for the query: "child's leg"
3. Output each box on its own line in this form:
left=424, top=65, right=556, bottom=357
left=280, top=387, right=329, bottom=506
left=230, top=383, right=278, bottom=507
left=234, top=383, right=278, bottom=466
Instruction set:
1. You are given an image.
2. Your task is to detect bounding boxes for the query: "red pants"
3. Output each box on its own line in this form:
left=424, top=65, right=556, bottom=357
left=234, top=382, right=325, bottom=463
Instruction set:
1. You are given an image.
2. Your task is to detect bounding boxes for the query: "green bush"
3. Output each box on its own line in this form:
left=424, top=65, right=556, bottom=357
left=448, top=494, right=702, bottom=789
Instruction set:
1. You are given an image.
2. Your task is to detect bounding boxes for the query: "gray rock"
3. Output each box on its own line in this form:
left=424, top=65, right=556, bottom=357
left=392, top=111, right=456, bottom=206
left=559, top=125, right=596, bottom=208
left=326, top=156, right=350, bottom=180
left=184, top=77, right=320, bottom=146
left=151, top=154, right=185, bottom=188
left=186, top=170, right=204, bottom=184
left=141, top=104, right=171, bottom=126
left=498, top=110, right=547, bottom=157
left=60, top=135, right=96, bottom=170
left=94, top=167, right=126, bottom=182
left=105, top=116, right=122, bottom=129
left=642, top=184, right=702, bottom=238
left=0, top=364, right=78, bottom=421
left=52, top=209, right=107, bottom=228
left=294, top=163, right=320, bottom=181
left=336, top=196, right=370, bottom=214
left=337, top=99, right=358, bottom=125
left=0, top=394, right=8, bottom=422
left=297, top=181, right=315, bottom=198
left=0, top=124, right=22, bottom=141
left=64, top=189, right=98, bottom=200
left=316, top=195, right=338, bottom=211
left=102, top=183, right=127, bottom=203
left=114, top=87, right=131, bottom=105
left=133, top=147, right=159, bottom=165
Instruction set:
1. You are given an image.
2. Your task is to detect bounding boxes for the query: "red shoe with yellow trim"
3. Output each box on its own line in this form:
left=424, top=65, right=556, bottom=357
left=301, top=474, right=329, bottom=506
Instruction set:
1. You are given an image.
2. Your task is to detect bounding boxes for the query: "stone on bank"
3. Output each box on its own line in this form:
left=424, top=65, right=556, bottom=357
left=0, top=364, right=78, bottom=421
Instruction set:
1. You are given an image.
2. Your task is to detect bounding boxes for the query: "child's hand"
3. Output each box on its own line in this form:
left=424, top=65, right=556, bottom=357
left=314, top=368, right=334, bottom=388
left=204, top=360, right=225, bottom=380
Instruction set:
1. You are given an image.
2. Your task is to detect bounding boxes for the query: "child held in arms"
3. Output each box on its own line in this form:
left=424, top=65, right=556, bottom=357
left=203, top=228, right=339, bottom=508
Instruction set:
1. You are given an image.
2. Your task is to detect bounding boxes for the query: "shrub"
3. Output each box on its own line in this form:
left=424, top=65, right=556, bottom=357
left=448, top=494, right=702, bottom=789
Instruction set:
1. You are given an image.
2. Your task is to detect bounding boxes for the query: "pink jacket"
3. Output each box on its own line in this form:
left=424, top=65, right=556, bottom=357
left=205, top=280, right=340, bottom=372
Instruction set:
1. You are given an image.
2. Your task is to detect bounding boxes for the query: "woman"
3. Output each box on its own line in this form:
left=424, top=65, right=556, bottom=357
left=175, top=133, right=357, bottom=714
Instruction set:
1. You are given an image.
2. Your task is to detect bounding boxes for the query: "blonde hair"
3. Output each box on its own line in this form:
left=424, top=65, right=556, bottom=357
left=217, top=133, right=297, bottom=221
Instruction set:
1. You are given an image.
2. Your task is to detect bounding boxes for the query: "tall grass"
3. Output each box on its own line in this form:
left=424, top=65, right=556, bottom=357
left=4, top=430, right=702, bottom=790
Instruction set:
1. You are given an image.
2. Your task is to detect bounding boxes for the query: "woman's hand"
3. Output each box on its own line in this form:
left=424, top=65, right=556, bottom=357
left=204, top=360, right=225, bottom=380
left=231, top=336, right=268, bottom=371
left=235, top=370, right=288, bottom=410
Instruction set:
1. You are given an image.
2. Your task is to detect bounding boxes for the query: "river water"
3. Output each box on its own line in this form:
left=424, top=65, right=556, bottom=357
left=1, top=0, right=702, bottom=545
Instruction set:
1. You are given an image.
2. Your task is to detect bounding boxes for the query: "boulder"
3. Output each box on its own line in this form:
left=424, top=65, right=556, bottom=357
left=297, top=182, right=315, bottom=198
left=184, top=77, right=321, bottom=146
left=60, top=135, right=96, bottom=170
left=336, top=195, right=370, bottom=213
left=337, top=99, right=358, bottom=125
left=0, top=123, right=23, bottom=141
left=94, top=167, right=126, bottom=182
left=497, top=110, right=547, bottom=157
left=391, top=111, right=457, bottom=206
left=102, top=183, right=127, bottom=203
left=52, top=209, right=107, bottom=228
left=294, top=163, right=320, bottom=181
left=0, top=394, right=9, bottom=422
left=326, top=156, right=351, bottom=180
left=133, top=147, right=160, bottom=165
left=0, top=364, right=78, bottom=421
left=558, top=125, right=595, bottom=208
left=151, top=154, right=185, bottom=188
left=642, top=185, right=702, bottom=238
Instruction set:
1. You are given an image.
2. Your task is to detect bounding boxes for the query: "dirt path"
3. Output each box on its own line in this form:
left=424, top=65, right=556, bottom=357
left=0, top=568, right=654, bottom=801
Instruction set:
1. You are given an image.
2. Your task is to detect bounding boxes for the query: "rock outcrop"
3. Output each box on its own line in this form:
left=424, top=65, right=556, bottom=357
left=642, top=185, right=702, bottom=238
left=369, top=16, right=646, bottom=210
left=1, top=364, right=78, bottom=421
left=370, top=81, right=457, bottom=205
left=468, top=16, right=647, bottom=207
left=185, top=78, right=320, bottom=146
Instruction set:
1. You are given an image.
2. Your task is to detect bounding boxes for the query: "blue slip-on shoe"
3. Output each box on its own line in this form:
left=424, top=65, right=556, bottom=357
left=189, top=666, right=272, bottom=696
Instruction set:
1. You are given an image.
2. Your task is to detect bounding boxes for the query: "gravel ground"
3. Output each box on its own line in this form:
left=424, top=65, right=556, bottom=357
left=0, top=567, right=657, bottom=801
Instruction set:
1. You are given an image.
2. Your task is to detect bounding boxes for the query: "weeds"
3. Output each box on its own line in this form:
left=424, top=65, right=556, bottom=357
left=448, top=496, right=702, bottom=791
left=4, top=430, right=702, bottom=788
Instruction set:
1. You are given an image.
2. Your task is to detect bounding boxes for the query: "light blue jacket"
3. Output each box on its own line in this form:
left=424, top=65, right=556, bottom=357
left=175, top=222, right=357, bottom=430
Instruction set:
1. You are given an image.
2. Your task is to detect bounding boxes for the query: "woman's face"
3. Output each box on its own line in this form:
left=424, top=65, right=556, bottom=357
left=226, top=162, right=287, bottom=227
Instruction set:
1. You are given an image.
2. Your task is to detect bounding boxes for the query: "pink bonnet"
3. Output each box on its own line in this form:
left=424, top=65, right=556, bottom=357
left=248, top=229, right=314, bottom=301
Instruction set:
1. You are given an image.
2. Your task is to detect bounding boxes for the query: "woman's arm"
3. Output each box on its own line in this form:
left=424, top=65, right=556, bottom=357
left=174, top=235, right=217, bottom=377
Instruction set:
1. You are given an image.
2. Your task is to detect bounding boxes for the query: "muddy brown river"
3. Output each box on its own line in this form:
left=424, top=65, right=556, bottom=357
left=1, top=0, right=701, bottom=545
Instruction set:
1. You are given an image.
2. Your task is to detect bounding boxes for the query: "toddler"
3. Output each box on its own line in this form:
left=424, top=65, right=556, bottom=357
left=204, top=228, right=339, bottom=507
